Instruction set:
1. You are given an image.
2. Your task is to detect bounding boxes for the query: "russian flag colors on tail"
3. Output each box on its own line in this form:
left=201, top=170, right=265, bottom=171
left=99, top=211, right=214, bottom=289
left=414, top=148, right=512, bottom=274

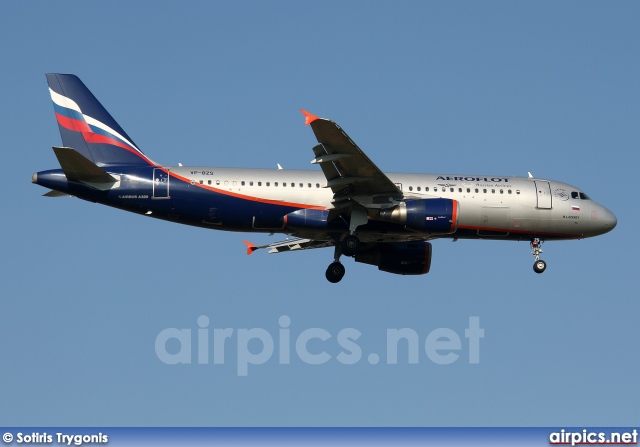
left=46, top=73, right=154, bottom=167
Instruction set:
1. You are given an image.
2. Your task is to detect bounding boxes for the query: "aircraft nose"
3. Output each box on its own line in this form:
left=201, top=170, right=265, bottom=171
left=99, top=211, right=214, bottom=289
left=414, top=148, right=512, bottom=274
left=598, top=206, right=617, bottom=234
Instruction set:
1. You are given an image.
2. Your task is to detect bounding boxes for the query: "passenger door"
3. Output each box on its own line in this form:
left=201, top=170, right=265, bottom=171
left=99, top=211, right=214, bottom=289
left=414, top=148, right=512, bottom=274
left=535, top=181, right=552, bottom=209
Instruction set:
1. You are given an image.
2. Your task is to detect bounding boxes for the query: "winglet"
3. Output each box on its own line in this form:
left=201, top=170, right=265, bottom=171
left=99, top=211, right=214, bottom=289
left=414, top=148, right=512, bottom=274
left=300, top=109, right=319, bottom=125
left=243, top=240, right=258, bottom=255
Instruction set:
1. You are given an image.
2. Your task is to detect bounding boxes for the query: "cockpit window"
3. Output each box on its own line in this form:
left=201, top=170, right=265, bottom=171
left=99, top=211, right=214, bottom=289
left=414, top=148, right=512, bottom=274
left=571, top=191, right=591, bottom=200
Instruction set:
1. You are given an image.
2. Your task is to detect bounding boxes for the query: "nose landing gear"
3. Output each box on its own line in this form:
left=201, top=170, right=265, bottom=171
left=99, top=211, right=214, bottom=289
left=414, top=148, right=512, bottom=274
left=530, top=238, right=547, bottom=274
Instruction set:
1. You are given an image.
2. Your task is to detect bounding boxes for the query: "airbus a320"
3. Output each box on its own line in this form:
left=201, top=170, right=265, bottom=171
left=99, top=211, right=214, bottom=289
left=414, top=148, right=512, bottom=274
left=33, top=74, right=617, bottom=283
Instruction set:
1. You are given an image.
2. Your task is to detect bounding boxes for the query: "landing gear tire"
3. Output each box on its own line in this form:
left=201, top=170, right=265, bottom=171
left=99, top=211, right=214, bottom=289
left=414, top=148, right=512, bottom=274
left=530, top=238, right=546, bottom=274
left=533, top=260, right=547, bottom=274
left=326, top=262, right=346, bottom=283
left=341, top=235, right=360, bottom=257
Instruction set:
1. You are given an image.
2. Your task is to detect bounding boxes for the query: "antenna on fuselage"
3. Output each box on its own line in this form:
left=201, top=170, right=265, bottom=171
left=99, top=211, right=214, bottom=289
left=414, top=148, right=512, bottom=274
left=528, top=172, right=533, bottom=178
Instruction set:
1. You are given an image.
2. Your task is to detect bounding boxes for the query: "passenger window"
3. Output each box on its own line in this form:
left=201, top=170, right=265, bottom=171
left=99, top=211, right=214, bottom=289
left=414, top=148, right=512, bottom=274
left=467, top=188, right=470, bottom=193
left=208, top=180, right=211, bottom=185
left=275, top=182, right=278, bottom=187
left=316, top=183, right=320, bottom=188
left=308, top=183, right=312, bottom=188
left=483, top=189, right=487, bottom=193
left=458, top=188, right=462, bottom=193
left=299, top=183, right=303, bottom=188
left=442, top=187, right=445, bottom=192
left=508, top=189, right=512, bottom=194
left=475, top=188, right=479, bottom=193
left=425, top=187, right=429, bottom=192
left=199, top=180, right=203, bottom=184
left=241, top=181, right=245, bottom=186
left=216, top=180, right=220, bottom=185
left=266, top=182, right=270, bottom=187
left=450, top=188, right=454, bottom=192
left=417, top=186, right=421, bottom=191
left=250, top=181, right=253, bottom=186
left=491, top=189, right=495, bottom=194
left=409, top=186, right=413, bottom=191
left=291, top=183, right=294, bottom=187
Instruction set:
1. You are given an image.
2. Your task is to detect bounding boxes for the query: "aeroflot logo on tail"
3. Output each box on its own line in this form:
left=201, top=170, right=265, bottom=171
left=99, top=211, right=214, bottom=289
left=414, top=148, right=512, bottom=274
left=436, top=176, right=510, bottom=182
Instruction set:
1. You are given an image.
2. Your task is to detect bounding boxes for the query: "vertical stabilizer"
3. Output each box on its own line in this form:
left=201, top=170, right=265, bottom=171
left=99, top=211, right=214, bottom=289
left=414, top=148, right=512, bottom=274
left=46, top=73, right=154, bottom=167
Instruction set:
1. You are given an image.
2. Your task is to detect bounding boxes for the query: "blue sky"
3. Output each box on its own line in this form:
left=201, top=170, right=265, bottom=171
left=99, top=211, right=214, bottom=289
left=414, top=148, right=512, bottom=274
left=1, top=1, right=638, bottom=426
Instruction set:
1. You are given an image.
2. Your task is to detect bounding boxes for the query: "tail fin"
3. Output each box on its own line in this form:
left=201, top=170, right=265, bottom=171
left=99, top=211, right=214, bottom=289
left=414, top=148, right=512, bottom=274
left=46, top=73, right=155, bottom=167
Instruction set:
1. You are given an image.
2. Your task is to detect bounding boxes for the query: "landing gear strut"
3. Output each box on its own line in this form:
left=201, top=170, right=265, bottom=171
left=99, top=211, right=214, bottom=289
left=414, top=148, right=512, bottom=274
left=530, top=238, right=547, bottom=274
left=326, top=244, right=346, bottom=283
left=327, top=206, right=367, bottom=283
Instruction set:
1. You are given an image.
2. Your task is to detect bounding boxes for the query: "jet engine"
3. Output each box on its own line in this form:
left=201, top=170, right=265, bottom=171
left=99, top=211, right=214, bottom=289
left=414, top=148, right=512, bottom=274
left=378, top=198, right=459, bottom=233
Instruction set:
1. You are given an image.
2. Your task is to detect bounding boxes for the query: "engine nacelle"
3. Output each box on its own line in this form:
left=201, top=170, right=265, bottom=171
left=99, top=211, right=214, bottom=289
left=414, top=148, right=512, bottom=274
left=378, top=198, right=459, bottom=233
left=355, top=241, right=432, bottom=275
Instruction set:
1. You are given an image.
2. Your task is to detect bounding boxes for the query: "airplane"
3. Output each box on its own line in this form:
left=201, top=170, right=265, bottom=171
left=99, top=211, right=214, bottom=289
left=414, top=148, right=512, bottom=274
left=33, top=73, right=617, bottom=283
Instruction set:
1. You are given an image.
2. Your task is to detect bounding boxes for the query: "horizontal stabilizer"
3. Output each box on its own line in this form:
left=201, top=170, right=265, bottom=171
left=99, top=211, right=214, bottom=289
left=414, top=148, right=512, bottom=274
left=52, top=146, right=117, bottom=185
left=43, top=190, right=69, bottom=197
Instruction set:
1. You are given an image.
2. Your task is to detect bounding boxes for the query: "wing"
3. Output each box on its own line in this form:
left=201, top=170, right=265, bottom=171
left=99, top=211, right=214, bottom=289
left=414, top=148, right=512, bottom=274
left=301, top=110, right=402, bottom=210
left=243, top=238, right=334, bottom=255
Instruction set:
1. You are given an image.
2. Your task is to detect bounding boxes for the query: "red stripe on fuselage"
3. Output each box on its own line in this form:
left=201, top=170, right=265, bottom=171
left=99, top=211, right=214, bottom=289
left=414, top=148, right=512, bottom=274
left=167, top=170, right=326, bottom=210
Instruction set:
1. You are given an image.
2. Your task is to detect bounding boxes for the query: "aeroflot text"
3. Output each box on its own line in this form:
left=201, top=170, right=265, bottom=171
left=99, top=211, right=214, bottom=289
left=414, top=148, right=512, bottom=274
left=436, top=176, right=510, bottom=182
left=155, top=316, right=484, bottom=376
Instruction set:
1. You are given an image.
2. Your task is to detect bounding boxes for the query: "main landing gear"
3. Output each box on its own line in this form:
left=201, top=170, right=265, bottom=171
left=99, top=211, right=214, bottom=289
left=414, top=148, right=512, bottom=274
left=341, top=234, right=360, bottom=256
left=325, top=235, right=362, bottom=283
left=530, top=238, right=547, bottom=274
left=326, top=261, right=346, bottom=283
